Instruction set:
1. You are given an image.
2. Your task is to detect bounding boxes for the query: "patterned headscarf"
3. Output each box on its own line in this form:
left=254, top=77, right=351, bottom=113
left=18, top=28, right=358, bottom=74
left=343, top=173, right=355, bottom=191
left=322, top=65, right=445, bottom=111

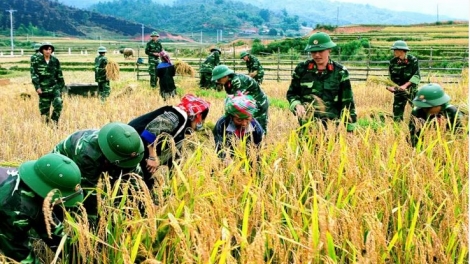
left=224, top=91, right=257, bottom=119
left=160, top=51, right=171, bottom=64
left=178, top=94, right=210, bottom=118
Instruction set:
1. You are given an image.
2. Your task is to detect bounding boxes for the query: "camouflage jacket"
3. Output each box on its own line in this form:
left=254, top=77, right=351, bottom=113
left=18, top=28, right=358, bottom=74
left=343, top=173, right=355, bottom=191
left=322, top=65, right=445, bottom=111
left=286, top=59, right=357, bottom=129
left=388, top=54, right=421, bottom=88
left=0, top=168, right=64, bottom=263
left=222, top=73, right=269, bottom=114
left=213, top=116, right=264, bottom=159
left=199, top=51, right=220, bottom=73
left=94, top=54, right=108, bottom=82
left=31, top=55, right=65, bottom=93
left=408, top=104, right=465, bottom=147
left=52, top=129, right=138, bottom=188
left=145, top=40, right=163, bottom=63
left=245, top=54, right=264, bottom=79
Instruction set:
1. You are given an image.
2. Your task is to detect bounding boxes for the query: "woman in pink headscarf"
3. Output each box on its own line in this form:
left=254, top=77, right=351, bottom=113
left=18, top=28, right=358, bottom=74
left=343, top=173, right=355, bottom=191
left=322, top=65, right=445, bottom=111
left=213, top=91, right=264, bottom=161
left=156, top=51, right=176, bottom=100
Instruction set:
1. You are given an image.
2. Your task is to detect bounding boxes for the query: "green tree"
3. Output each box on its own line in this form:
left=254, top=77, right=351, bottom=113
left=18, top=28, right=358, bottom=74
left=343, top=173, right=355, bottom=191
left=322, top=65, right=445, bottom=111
left=259, top=9, right=270, bottom=22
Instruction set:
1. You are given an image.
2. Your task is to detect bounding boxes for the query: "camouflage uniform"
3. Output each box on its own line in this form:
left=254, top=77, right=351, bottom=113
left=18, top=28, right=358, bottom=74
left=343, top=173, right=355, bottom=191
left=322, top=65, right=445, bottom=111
left=199, top=51, right=220, bottom=89
left=408, top=104, right=464, bottom=147
left=244, top=54, right=264, bottom=84
left=145, top=39, right=163, bottom=88
left=222, top=74, right=269, bottom=132
left=0, top=169, right=69, bottom=263
left=286, top=59, right=357, bottom=131
left=388, top=54, right=421, bottom=121
left=52, top=129, right=141, bottom=216
left=31, top=54, right=65, bottom=124
left=94, top=53, right=110, bottom=101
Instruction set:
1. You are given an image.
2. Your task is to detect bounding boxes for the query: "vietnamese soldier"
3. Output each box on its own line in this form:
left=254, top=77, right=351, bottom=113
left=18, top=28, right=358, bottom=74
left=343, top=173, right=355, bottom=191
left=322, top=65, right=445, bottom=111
left=408, top=83, right=465, bottom=147
left=212, top=64, right=269, bottom=133
left=52, top=122, right=144, bottom=216
left=30, top=43, right=42, bottom=65
left=199, top=47, right=221, bottom=89
left=95, top=46, right=110, bottom=101
left=31, top=42, right=65, bottom=126
left=145, top=31, right=163, bottom=88
left=240, top=51, right=265, bottom=84
left=286, top=32, right=357, bottom=132
left=0, top=153, right=83, bottom=263
left=386, top=40, right=421, bottom=122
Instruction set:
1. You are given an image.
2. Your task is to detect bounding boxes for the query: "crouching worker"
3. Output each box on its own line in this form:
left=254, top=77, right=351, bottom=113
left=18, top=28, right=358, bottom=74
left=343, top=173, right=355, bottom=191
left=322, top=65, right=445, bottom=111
left=0, top=153, right=83, bottom=263
left=128, top=94, right=211, bottom=188
left=213, top=92, right=265, bottom=165
left=409, top=83, right=465, bottom=147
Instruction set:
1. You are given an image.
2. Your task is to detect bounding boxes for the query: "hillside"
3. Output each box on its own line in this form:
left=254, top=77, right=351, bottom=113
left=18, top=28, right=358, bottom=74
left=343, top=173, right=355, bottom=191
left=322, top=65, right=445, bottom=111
left=0, top=0, right=158, bottom=37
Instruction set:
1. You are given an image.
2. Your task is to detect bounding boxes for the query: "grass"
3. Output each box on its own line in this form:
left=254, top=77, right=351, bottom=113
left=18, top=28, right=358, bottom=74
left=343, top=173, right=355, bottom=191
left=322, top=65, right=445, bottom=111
left=0, top=51, right=468, bottom=263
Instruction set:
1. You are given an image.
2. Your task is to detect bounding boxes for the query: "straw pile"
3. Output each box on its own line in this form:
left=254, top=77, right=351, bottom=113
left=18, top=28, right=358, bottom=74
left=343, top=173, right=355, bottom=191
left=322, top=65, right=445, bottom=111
left=174, top=60, right=195, bottom=77
left=105, top=61, right=120, bottom=81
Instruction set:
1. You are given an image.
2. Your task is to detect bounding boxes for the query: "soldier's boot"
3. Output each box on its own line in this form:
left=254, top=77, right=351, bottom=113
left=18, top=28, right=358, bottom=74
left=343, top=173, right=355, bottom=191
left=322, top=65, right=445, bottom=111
left=150, top=75, right=157, bottom=88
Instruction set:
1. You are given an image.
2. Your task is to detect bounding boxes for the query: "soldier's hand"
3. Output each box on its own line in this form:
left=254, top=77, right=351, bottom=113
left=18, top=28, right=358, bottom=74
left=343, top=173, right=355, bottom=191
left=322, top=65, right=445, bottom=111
left=146, top=158, right=160, bottom=174
left=385, top=86, right=396, bottom=93
left=36, top=88, right=43, bottom=94
left=398, top=84, right=407, bottom=91
left=295, top=104, right=306, bottom=118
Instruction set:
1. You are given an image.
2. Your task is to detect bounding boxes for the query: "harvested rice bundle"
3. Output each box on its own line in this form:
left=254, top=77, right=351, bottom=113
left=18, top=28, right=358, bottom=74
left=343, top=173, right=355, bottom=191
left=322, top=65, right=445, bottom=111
left=105, top=60, right=120, bottom=81
left=174, top=60, right=195, bottom=77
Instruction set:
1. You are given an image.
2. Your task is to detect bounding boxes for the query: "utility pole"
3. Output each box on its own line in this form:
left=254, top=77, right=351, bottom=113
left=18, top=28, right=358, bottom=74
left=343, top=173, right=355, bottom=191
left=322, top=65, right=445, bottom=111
left=436, top=4, right=439, bottom=22
left=141, top=24, right=144, bottom=46
left=6, top=9, right=16, bottom=55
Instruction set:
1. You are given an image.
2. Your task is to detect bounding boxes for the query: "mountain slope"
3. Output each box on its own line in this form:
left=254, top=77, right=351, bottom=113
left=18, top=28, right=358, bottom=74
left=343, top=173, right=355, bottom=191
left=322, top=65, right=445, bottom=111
left=0, top=0, right=157, bottom=37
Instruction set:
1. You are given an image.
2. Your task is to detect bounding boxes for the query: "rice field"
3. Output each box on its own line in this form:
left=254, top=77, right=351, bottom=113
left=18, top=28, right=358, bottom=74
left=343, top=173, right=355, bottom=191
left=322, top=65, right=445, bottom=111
left=0, top=56, right=468, bottom=263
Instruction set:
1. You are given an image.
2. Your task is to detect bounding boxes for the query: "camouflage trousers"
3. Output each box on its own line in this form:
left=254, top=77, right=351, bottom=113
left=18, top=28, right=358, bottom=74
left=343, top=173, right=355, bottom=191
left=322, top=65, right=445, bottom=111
left=97, top=81, right=110, bottom=101
left=148, top=61, right=159, bottom=88
left=199, top=72, right=217, bottom=89
left=39, top=90, right=63, bottom=123
left=393, top=88, right=417, bottom=122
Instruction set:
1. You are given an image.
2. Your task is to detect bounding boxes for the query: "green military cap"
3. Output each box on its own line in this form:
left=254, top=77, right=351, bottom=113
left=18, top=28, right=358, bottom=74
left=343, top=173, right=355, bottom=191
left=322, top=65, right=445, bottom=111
left=151, top=31, right=160, bottom=37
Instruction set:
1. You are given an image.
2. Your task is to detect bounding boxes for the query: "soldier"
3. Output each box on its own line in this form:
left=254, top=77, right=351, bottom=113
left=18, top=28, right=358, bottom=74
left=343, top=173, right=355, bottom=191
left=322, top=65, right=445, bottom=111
left=212, top=64, right=269, bottom=133
left=386, top=40, right=421, bottom=122
left=199, top=47, right=221, bottom=89
left=31, top=42, right=65, bottom=126
left=30, top=43, right=42, bottom=65
left=145, top=31, right=163, bottom=88
left=156, top=51, right=176, bottom=101
left=128, top=94, right=210, bottom=188
left=94, top=46, right=110, bottom=101
left=52, top=122, right=144, bottom=216
left=0, top=153, right=83, bottom=263
left=408, top=83, right=464, bottom=147
left=286, top=32, right=357, bottom=132
left=240, top=51, right=265, bottom=84
left=213, top=92, right=264, bottom=163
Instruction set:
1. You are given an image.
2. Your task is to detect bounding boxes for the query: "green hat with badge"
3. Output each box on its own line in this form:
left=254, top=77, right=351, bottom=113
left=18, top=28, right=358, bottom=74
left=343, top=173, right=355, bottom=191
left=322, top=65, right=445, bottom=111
left=39, top=42, right=55, bottom=53
left=151, top=31, right=160, bottom=37
left=98, top=122, right=144, bottom=168
left=19, top=153, right=83, bottom=207
left=97, top=46, right=107, bottom=53
left=211, top=65, right=234, bottom=81
left=412, top=83, right=450, bottom=108
left=304, top=32, right=336, bottom=52
left=390, top=40, right=410, bottom=51
left=240, top=51, right=249, bottom=59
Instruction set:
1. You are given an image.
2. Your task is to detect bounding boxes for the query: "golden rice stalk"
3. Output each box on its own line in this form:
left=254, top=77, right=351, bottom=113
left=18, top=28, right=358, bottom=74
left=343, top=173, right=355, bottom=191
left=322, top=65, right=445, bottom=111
left=303, top=95, right=327, bottom=120
left=174, top=60, right=195, bottom=77
left=105, top=60, right=120, bottom=81
left=42, top=189, right=59, bottom=238
left=366, top=76, right=398, bottom=87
